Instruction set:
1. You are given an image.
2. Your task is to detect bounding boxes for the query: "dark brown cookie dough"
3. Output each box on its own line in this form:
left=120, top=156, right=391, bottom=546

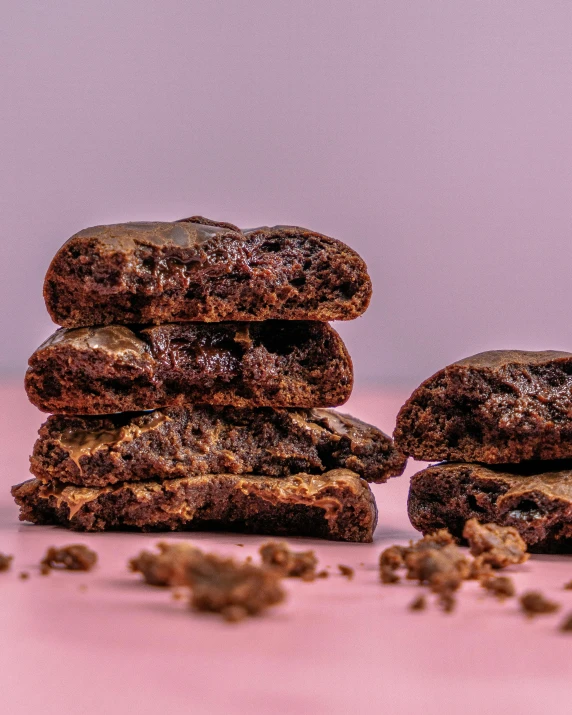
left=394, top=350, right=572, bottom=463
left=30, top=406, right=405, bottom=487
left=408, top=461, right=572, bottom=552
left=12, top=469, right=377, bottom=542
left=44, top=218, right=372, bottom=328
left=25, top=321, right=353, bottom=414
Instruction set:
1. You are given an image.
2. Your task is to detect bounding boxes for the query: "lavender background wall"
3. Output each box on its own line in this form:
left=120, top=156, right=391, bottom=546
left=2, top=1, right=572, bottom=385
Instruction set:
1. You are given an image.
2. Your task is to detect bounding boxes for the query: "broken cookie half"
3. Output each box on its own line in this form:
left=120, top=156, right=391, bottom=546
left=408, top=462, right=572, bottom=552
left=12, top=469, right=377, bottom=542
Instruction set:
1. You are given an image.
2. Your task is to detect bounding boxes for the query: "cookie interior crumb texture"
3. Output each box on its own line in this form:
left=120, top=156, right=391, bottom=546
left=12, top=470, right=377, bottom=542
left=408, top=462, right=572, bottom=552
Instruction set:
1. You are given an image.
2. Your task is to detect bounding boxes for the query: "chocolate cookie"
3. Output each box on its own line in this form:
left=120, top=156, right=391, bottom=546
left=44, top=218, right=372, bottom=327
left=12, top=470, right=377, bottom=542
left=31, top=406, right=406, bottom=487
left=25, top=321, right=353, bottom=414
left=394, top=350, right=572, bottom=463
left=408, top=461, right=572, bottom=552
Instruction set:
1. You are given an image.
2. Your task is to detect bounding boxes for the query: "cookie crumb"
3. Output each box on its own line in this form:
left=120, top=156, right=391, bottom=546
left=559, top=613, right=572, bottom=632
left=380, top=530, right=469, bottom=610
left=183, top=552, right=285, bottom=622
left=403, top=531, right=469, bottom=596
left=437, top=588, right=456, bottom=613
left=260, top=542, right=318, bottom=581
left=409, top=594, right=426, bottom=611
left=235, top=544, right=244, bottom=547
left=41, top=544, right=97, bottom=572
left=40, top=563, right=51, bottom=576
left=379, top=545, right=405, bottom=583
left=463, top=519, right=528, bottom=569
left=19, top=571, right=29, bottom=580
left=480, top=575, right=515, bottom=600
left=316, top=570, right=329, bottom=579
left=0, top=553, right=13, bottom=572
left=520, top=591, right=560, bottom=617
left=172, top=589, right=185, bottom=601
left=130, top=542, right=201, bottom=586
left=338, top=565, right=354, bottom=580
left=564, top=580, right=572, bottom=590
left=78, top=584, right=87, bottom=592
left=380, top=565, right=400, bottom=584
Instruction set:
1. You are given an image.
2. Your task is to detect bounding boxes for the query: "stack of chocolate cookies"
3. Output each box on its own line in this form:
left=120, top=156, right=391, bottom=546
left=394, top=350, right=572, bottom=552
left=13, top=217, right=406, bottom=542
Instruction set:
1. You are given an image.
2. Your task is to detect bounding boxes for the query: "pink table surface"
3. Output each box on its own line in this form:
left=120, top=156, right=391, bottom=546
left=1, top=383, right=572, bottom=715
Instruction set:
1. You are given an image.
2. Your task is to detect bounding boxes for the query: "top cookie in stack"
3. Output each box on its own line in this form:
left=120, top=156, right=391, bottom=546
left=43, top=217, right=372, bottom=327
left=394, top=350, right=572, bottom=551
left=15, top=217, right=406, bottom=542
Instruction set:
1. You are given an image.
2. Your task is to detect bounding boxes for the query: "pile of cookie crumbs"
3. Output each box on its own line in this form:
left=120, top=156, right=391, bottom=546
left=129, top=541, right=353, bottom=621
left=3, top=524, right=572, bottom=630
left=379, top=519, right=572, bottom=629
